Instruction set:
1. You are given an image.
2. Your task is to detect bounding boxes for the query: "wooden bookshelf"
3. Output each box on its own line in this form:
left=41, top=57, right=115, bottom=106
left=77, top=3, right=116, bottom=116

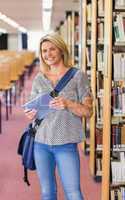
left=101, top=0, right=125, bottom=199
left=80, top=0, right=125, bottom=198
left=81, top=0, right=104, bottom=180
left=80, top=0, right=98, bottom=177
left=101, top=0, right=112, bottom=199
left=79, top=0, right=91, bottom=154
left=58, top=11, right=80, bottom=68
left=66, top=11, right=72, bottom=56
left=74, top=12, right=80, bottom=67
left=81, top=0, right=87, bottom=73
left=89, top=0, right=97, bottom=176
left=59, top=20, right=68, bottom=45
left=79, top=0, right=87, bottom=152
left=71, top=11, right=75, bottom=66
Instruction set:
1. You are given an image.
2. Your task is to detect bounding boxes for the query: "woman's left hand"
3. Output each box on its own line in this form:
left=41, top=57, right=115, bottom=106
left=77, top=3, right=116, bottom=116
left=49, top=96, right=68, bottom=110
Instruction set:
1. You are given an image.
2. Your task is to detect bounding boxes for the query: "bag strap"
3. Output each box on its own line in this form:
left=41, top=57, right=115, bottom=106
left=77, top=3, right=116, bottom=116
left=50, top=67, right=78, bottom=97
left=34, top=67, right=78, bottom=127
left=24, top=168, right=30, bottom=186
left=35, top=68, right=78, bottom=126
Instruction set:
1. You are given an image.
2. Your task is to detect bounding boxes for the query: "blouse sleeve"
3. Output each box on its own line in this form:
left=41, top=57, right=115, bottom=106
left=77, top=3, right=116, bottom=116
left=76, top=70, right=93, bottom=103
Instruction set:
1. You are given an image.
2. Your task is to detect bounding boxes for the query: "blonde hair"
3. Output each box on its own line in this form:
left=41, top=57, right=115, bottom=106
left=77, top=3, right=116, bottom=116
left=39, top=32, right=72, bottom=72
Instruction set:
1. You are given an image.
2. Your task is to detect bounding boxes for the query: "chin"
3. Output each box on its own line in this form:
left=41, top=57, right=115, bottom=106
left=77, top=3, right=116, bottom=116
left=49, top=63, right=59, bottom=67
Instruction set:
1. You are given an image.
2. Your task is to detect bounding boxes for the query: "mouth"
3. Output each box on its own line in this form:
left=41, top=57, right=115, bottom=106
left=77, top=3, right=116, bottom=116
left=45, top=57, right=54, bottom=61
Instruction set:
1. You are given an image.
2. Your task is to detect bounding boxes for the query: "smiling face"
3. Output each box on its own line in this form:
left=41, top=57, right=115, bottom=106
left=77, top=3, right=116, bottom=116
left=41, top=41, right=63, bottom=68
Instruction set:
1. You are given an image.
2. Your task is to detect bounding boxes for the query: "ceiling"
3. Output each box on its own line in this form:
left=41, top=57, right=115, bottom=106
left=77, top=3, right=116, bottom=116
left=0, top=0, right=79, bottom=33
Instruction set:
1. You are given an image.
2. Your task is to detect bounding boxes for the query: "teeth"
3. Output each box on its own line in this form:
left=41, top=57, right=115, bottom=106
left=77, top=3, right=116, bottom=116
left=47, top=59, right=54, bottom=61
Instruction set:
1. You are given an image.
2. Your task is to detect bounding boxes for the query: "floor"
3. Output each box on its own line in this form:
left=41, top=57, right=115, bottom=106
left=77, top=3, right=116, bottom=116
left=0, top=65, right=101, bottom=200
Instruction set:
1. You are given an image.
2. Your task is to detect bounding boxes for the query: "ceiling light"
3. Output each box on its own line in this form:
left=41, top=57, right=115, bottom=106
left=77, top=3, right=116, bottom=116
left=42, top=0, right=53, bottom=10
left=42, top=10, right=52, bottom=31
left=0, top=12, right=27, bottom=33
left=42, top=0, right=53, bottom=31
left=0, top=28, right=7, bottom=33
left=18, top=26, right=27, bottom=33
left=0, top=12, right=18, bottom=28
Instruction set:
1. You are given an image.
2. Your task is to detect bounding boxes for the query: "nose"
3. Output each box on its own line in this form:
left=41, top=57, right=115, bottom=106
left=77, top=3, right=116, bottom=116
left=46, top=50, right=52, bottom=57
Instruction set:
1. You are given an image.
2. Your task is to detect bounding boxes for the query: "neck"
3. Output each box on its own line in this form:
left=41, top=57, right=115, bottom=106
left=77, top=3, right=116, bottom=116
left=50, top=64, right=67, bottom=75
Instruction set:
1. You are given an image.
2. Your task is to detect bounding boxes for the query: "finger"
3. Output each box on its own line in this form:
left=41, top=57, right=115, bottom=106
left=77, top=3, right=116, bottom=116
left=25, top=109, right=37, bottom=118
left=83, top=98, right=93, bottom=105
left=24, top=108, right=37, bottom=113
left=53, top=96, right=62, bottom=100
left=84, top=98, right=92, bottom=102
left=49, top=99, right=61, bottom=106
left=84, top=96, right=93, bottom=101
left=50, top=97, right=62, bottom=103
left=24, top=109, right=32, bottom=113
left=49, top=100, right=64, bottom=108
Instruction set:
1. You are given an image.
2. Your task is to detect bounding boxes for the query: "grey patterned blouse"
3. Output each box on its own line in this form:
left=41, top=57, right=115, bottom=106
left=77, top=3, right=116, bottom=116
left=30, top=68, right=92, bottom=145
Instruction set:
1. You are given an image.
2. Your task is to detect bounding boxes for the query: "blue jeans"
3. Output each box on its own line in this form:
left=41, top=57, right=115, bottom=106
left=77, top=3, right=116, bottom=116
left=34, top=142, right=84, bottom=200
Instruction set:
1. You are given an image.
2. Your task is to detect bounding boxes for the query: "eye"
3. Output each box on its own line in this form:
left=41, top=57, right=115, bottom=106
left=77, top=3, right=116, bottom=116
left=50, top=47, right=56, bottom=51
left=42, top=49, right=47, bottom=53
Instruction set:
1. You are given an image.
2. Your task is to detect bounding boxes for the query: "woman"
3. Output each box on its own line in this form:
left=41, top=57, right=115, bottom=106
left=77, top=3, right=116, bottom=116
left=25, top=32, right=93, bottom=200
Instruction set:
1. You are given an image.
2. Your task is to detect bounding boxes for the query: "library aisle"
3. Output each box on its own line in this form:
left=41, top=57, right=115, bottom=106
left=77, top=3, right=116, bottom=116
left=0, top=66, right=101, bottom=200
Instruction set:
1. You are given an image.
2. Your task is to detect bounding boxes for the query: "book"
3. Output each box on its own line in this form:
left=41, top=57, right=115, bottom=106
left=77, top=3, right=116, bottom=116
left=22, top=92, right=56, bottom=119
left=121, top=125, right=125, bottom=147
